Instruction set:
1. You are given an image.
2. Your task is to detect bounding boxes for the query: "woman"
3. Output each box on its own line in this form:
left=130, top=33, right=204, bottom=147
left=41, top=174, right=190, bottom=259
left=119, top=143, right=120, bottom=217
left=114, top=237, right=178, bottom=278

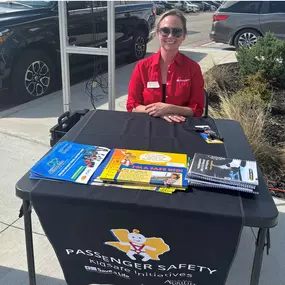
left=126, top=9, right=204, bottom=123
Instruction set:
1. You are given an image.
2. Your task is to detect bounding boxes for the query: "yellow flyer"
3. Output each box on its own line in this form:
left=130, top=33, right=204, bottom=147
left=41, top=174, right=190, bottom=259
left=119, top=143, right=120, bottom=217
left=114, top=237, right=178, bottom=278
left=99, top=149, right=188, bottom=188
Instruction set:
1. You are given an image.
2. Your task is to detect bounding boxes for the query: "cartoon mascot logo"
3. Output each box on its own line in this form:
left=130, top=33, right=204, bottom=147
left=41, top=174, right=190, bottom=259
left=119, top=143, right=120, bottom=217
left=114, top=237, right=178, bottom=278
left=105, top=229, right=170, bottom=262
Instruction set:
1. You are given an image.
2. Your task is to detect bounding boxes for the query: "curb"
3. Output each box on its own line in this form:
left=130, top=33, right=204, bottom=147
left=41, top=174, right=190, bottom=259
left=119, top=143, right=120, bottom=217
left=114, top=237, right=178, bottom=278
left=192, top=41, right=213, bottom=48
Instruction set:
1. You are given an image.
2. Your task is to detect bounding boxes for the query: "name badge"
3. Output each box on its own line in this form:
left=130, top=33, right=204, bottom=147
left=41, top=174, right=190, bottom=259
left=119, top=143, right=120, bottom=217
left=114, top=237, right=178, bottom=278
left=147, top=81, right=160, bottom=88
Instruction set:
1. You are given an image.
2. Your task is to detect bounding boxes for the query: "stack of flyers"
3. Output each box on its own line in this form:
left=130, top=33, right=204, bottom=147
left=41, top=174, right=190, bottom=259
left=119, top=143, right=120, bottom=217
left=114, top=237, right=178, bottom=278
left=30, top=141, right=110, bottom=184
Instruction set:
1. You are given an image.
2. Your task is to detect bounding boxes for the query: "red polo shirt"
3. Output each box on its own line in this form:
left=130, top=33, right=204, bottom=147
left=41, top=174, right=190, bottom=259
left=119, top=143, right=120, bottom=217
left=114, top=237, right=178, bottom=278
left=126, top=50, right=204, bottom=117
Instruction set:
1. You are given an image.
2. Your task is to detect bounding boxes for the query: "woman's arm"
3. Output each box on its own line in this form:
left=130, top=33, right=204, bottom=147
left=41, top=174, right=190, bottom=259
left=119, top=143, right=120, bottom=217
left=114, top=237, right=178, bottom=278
left=132, top=105, right=148, bottom=113
left=187, top=64, right=205, bottom=117
left=144, top=64, right=204, bottom=118
left=145, top=102, right=193, bottom=117
left=167, top=105, right=194, bottom=117
left=168, top=65, right=204, bottom=117
left=126, top=63, right=145, bottom=112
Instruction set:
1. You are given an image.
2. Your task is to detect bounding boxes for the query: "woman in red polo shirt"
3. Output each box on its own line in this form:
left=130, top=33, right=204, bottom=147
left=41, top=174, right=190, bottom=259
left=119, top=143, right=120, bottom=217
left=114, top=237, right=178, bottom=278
left=126, top=9, right=204, bottom=122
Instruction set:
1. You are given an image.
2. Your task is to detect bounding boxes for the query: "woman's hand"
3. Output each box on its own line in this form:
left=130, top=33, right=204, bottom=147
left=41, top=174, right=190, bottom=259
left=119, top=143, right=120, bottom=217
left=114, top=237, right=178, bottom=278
left=145, top=103, right=172, bottom=117
left=161, top=115, right=186, bottom=123
left=145, top=103, right=186, bottom=122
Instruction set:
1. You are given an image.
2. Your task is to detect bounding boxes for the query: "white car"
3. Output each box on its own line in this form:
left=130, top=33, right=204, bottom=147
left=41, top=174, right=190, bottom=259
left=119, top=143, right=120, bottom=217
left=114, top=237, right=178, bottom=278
left=184, top=1, right=200, bottom=12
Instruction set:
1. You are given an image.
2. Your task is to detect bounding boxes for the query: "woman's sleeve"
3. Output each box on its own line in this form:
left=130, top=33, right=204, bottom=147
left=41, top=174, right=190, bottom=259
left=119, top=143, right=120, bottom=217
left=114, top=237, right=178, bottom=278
left=126, top=62, right=144, bottom=112
left=188, top=64, right=205, bottom=117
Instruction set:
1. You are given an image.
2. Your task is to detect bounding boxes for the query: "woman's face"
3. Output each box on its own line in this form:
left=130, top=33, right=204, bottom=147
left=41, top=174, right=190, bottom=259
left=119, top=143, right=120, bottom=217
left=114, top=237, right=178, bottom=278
left=158, top=15, right=185, bottom=52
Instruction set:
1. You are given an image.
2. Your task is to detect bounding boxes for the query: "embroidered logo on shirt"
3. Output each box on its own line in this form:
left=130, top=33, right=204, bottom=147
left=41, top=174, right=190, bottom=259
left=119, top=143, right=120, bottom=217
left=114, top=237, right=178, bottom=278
left=176, top=79, right=190, bottom=82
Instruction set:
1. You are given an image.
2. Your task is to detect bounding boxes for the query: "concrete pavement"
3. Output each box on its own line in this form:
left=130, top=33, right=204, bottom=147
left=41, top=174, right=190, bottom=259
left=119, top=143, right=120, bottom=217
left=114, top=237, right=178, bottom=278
left=1, top=45, right=285, bottom=285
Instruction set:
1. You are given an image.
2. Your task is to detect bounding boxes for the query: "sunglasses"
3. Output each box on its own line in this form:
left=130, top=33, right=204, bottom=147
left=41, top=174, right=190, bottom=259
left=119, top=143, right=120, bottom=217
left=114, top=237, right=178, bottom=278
left=159, top=27, right=183, bottom=38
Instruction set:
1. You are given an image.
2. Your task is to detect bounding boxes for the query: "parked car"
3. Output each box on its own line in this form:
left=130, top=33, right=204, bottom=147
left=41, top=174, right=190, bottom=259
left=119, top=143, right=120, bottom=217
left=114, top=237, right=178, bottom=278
left=210, top=1, right=285, bottom=49
left=206, top=1, right=221, bottom=10
left=159, top=1, right=174, bottom=10
left=184, top=1, right=200, bottom=12
left=191, top=1, right=214, bottom=11
left=166, top=1, right=186, bottom=11
left=153, top=1, right=166, bottom=14
left=0, top=0, right=155, bottom=102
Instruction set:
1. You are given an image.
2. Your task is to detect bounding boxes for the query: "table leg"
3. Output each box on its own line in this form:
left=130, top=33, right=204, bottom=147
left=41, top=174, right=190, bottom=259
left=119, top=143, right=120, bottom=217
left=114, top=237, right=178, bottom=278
left=249, top=228, right=267, bottom=285
left=23, top=200, right=37, bottom=285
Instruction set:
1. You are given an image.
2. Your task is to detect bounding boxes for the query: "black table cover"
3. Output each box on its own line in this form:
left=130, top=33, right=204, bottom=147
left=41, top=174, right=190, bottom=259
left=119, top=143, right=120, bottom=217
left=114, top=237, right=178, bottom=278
left=30, top=111, right=246, bottom=285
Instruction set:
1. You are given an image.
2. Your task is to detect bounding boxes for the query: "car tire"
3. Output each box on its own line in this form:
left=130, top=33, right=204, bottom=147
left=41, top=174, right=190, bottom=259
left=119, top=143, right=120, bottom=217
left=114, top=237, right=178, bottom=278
left=234, top=29, right=261, bottom=50
left=129, top=30, right=147, bottom=62
left=11, top=49, right=55, bottom=102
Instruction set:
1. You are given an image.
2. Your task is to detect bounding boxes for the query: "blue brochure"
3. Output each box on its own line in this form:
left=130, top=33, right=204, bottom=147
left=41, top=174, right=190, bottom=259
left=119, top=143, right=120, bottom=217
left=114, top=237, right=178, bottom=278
left=30, top=141, right=110, bottom=184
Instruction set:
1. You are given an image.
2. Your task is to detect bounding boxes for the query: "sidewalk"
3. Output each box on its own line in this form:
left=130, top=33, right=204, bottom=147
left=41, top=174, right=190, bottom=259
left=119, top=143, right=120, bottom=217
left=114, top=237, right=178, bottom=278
left=1, top=46, right=285, bottom=285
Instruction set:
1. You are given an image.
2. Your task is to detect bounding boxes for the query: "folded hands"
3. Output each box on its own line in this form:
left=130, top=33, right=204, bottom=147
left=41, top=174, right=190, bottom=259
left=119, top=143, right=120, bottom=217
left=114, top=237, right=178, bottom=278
left=145, top=102, right=186, bottom=123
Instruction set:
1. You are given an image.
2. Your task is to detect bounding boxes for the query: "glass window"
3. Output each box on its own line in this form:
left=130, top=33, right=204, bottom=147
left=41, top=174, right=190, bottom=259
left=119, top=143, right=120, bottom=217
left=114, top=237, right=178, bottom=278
left=67, top=1, right=88, bottom=10
left=219, top=1, right=262, bottom=13
left=84, top=1, right=107, bottom=8
left=127, top=1, right=151, bottom=3
left=269, top=1, right=285, bottom=13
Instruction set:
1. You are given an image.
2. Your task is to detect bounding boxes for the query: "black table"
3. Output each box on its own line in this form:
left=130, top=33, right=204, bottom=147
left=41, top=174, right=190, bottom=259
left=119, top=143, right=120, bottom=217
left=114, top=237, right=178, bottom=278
left=16, top=110, right=278, bottom=285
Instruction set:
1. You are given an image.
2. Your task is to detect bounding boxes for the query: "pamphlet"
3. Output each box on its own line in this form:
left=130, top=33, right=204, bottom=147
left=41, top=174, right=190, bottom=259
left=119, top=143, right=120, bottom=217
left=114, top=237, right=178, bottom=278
left=99, top=149, right=188, bottom=188
left=30, top=141, right=110, bottom=184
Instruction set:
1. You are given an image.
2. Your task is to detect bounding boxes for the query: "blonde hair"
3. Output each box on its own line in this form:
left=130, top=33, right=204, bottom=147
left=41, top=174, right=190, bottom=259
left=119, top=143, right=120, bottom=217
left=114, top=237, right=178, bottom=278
left=154, top=9, right=187, bottom=36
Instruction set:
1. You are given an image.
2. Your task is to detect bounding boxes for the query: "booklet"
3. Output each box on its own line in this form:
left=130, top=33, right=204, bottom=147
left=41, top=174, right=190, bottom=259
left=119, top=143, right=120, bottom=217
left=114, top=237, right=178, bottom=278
left=187, top=178, right=258, bottom=194
left=187, top=153, right=259, bottom=191
left=30, top=141, right=110, bottom=184
left=88, top=149, right=185, bottom=194
left=99, top=149, right=188, bottom=188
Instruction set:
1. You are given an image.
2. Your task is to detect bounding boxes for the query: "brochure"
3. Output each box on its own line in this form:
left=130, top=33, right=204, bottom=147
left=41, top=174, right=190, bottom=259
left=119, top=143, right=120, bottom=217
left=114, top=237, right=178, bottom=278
left=30, top=141, right=110, bottom=184
left=89, top=149, right=185, bottom=194
left=99, top=149, right=188, bottom=188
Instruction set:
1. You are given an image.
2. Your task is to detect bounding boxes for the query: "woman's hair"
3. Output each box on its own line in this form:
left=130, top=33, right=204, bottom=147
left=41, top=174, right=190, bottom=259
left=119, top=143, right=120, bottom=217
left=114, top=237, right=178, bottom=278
left=155, top=9, right=187, bottom=35
left=171, top=173, right=180, bottom=179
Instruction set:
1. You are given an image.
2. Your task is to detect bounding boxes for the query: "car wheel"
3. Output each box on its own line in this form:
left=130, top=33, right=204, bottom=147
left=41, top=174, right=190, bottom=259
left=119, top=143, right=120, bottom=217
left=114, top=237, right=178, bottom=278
left=11, top=50, right=55, bottom=102
left=129, top=30, right=147, bottom=62
left=234, top=29, right=261, bottom=49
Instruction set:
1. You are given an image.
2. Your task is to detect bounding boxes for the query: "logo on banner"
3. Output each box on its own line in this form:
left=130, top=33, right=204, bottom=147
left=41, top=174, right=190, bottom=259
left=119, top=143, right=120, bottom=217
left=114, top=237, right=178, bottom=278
left=105, top=229, right=170, bottom=262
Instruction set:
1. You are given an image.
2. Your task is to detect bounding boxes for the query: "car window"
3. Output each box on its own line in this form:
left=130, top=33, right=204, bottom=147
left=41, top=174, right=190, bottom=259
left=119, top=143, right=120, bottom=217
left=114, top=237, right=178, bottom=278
left=126, top=1, right=152, bottom=3
left=67, top=1, right=88, bottom=10
left=219, top=1, right=262, bottom=13
left=85, top=1, right=107, bottom=7
left=269, top=1, right=285, bottom=13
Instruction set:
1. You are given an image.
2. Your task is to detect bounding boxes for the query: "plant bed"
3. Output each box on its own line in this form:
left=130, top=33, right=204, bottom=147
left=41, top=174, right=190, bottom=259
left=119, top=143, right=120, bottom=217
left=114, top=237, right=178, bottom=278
left=204, top=62, right=285, bottom=199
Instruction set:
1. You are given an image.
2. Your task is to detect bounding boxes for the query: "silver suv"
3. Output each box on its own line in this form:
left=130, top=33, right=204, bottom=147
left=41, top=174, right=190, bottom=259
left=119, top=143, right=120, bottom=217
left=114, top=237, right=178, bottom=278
left=210, top=1, right=285, bottom=48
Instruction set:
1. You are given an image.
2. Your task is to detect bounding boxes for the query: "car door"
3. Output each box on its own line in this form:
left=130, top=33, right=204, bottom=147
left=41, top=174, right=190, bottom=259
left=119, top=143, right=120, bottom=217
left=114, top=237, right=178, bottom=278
left=97, top=1, right=146, bottom=56
left=86, top=1, right=130, bottom=56
left=259, top=1, right=285, bottom=40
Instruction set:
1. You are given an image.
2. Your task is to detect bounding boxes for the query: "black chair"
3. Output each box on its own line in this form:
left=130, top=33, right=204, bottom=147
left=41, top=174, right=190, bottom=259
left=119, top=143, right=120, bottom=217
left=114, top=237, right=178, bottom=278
left=204, top=89, right=209, bottom=118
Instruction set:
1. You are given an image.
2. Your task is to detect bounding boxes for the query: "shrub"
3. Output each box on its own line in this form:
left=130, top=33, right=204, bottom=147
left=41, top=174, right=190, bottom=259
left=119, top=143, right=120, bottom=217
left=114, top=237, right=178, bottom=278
left=240, top=71, right=272, bottom=106
left=204, top=63, right=242, bottom=104
left=209, top=90, right=285, bottom=177
left=236, top=32, right=285, bottom=87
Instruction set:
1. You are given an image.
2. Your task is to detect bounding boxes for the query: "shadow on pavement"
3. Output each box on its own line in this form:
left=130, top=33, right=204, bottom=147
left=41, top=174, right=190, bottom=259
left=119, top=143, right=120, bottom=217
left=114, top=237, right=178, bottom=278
left=0, top=91, right=18, bottom=112
left=0, top=266, right=66, bottom=285
left=222, top=47, right=236, bottom=51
